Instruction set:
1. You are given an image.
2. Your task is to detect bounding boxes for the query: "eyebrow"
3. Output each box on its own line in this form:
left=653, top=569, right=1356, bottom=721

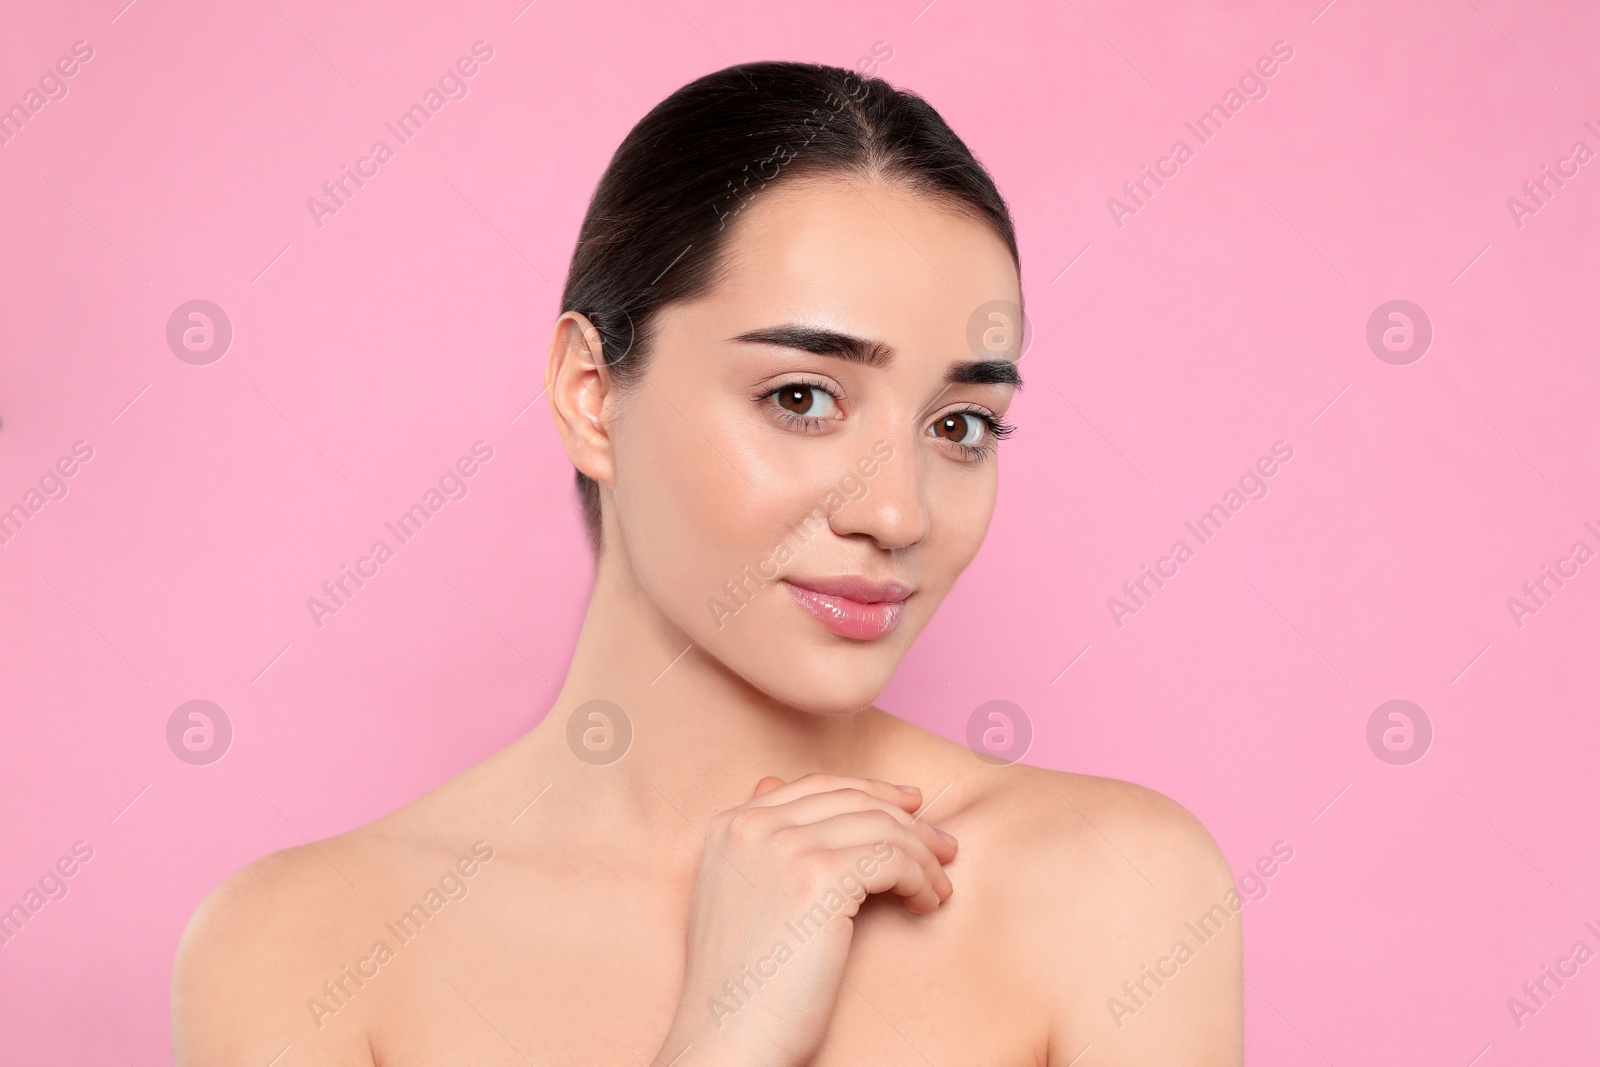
left=730, top=324, right=1024, bottom=389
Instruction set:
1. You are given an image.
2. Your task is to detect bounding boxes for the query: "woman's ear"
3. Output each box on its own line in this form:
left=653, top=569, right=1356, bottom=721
left=545, top=311, right=618, bottom=488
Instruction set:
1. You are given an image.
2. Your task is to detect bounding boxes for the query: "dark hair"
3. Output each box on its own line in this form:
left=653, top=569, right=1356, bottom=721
left=560, top=60, right=1019, bottom=554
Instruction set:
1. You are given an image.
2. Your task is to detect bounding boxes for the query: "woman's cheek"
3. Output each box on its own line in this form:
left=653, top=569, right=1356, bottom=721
left=936, top=466, right=999, bottom=568
left=614, top=398, right=734, bottom=591
left=645, top=407, right=793, bottom=611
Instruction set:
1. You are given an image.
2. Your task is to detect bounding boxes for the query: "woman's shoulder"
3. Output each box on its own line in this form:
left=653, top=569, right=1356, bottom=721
left=171, top=827, right=378, bottom=1064
left=874, top=708, right=1237, bottom=931
left=877, top=712, right=1243, bottom=1057
left=979, top=762, right=1229, bottom=884
left=170, top=755, right=512, bottom=1064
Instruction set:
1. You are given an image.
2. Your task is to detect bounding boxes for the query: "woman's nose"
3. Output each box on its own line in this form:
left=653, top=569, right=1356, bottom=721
left=824, top=433, right=929, bottom=551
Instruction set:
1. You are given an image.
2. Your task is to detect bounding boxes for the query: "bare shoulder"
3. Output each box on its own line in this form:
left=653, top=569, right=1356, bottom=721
left=870, top=708, right=1233, bottom=894
left=172, top=836, right=378, bottom=1066
left=977, top=766, right=1242, bottom=1066
left=870, top=712, right=1242, bottom=1065
left=171, top=747, right=521, bottom=1066
left=1002, top=765, right=1233, bottom=897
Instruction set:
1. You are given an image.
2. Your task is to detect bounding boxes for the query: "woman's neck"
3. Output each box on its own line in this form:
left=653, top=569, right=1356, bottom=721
left=528, top=544, right=885, bottom=837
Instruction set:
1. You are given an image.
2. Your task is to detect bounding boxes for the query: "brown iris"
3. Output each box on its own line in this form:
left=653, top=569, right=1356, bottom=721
left=933, top=413, right=980, bottom=444
left=777, top=386, right=815, bottom=414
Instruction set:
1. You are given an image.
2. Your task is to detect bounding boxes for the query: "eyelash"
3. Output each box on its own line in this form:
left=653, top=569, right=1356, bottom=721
left=939, top=405, right=1016, bottom=461
left=756, top=379, right=1015, bottom=460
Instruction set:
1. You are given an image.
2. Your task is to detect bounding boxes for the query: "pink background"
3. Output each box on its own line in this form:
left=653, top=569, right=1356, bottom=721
left=3, top=0, right=1598, bottom=1062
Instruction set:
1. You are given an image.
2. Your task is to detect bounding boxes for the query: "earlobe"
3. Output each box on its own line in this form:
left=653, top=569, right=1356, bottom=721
left=545, top=312, right=617, bottom=486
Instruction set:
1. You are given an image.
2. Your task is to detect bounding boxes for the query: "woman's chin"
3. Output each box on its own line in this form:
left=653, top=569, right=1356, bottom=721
left=772, top=696, right=878, bottom=719
left=677, top=598, right=916, bottom=716
left=739, top=660, right=898, bottom=718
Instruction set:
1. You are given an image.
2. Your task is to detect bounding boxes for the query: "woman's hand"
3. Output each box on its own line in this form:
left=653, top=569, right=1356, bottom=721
left=650, top=773, right=958, bottom=1067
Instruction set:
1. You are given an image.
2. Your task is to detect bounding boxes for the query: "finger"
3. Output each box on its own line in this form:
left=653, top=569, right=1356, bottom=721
left=753, top=775, right=787, bottom=799
left=797, top=812, right=953, bottom=904
left=762, top=788, right=957, bottom=864
left=746, top=773, right=924, bottom=816
left=834, top=839, right=947, bottom=915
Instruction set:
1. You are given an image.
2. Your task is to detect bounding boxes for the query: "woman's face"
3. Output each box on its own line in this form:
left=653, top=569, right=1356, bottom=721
left=602, top=177, right=1023, bottom=714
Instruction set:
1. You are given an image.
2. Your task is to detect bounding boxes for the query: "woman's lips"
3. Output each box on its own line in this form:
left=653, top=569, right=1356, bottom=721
left=781, top=578, right=910, bottom=641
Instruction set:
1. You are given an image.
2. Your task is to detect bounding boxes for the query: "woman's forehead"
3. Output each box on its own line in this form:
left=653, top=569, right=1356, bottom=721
left=690, top=177, right=1020, bottom=346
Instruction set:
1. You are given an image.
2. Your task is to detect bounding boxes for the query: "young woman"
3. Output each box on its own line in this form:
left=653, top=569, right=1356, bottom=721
left=173, top=61, right=1242, bottom=1066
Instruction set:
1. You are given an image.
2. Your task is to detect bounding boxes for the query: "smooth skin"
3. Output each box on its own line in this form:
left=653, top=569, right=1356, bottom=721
left=172, top=177, right=1242, bottom=1065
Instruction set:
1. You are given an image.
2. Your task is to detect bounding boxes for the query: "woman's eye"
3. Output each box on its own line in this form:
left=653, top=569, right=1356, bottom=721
left=930, top=411, right=988, bottom=447
left=771, top=384, right=837, bottom=420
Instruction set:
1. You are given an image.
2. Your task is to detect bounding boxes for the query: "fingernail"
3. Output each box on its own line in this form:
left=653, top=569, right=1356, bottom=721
left=898, top=784, right=920, bottom=793
left=935, top=828, right=956, bottom=844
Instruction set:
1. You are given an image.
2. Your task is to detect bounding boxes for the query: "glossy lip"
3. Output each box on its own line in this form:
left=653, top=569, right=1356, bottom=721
left=782, top=575, right=912, bottom=641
